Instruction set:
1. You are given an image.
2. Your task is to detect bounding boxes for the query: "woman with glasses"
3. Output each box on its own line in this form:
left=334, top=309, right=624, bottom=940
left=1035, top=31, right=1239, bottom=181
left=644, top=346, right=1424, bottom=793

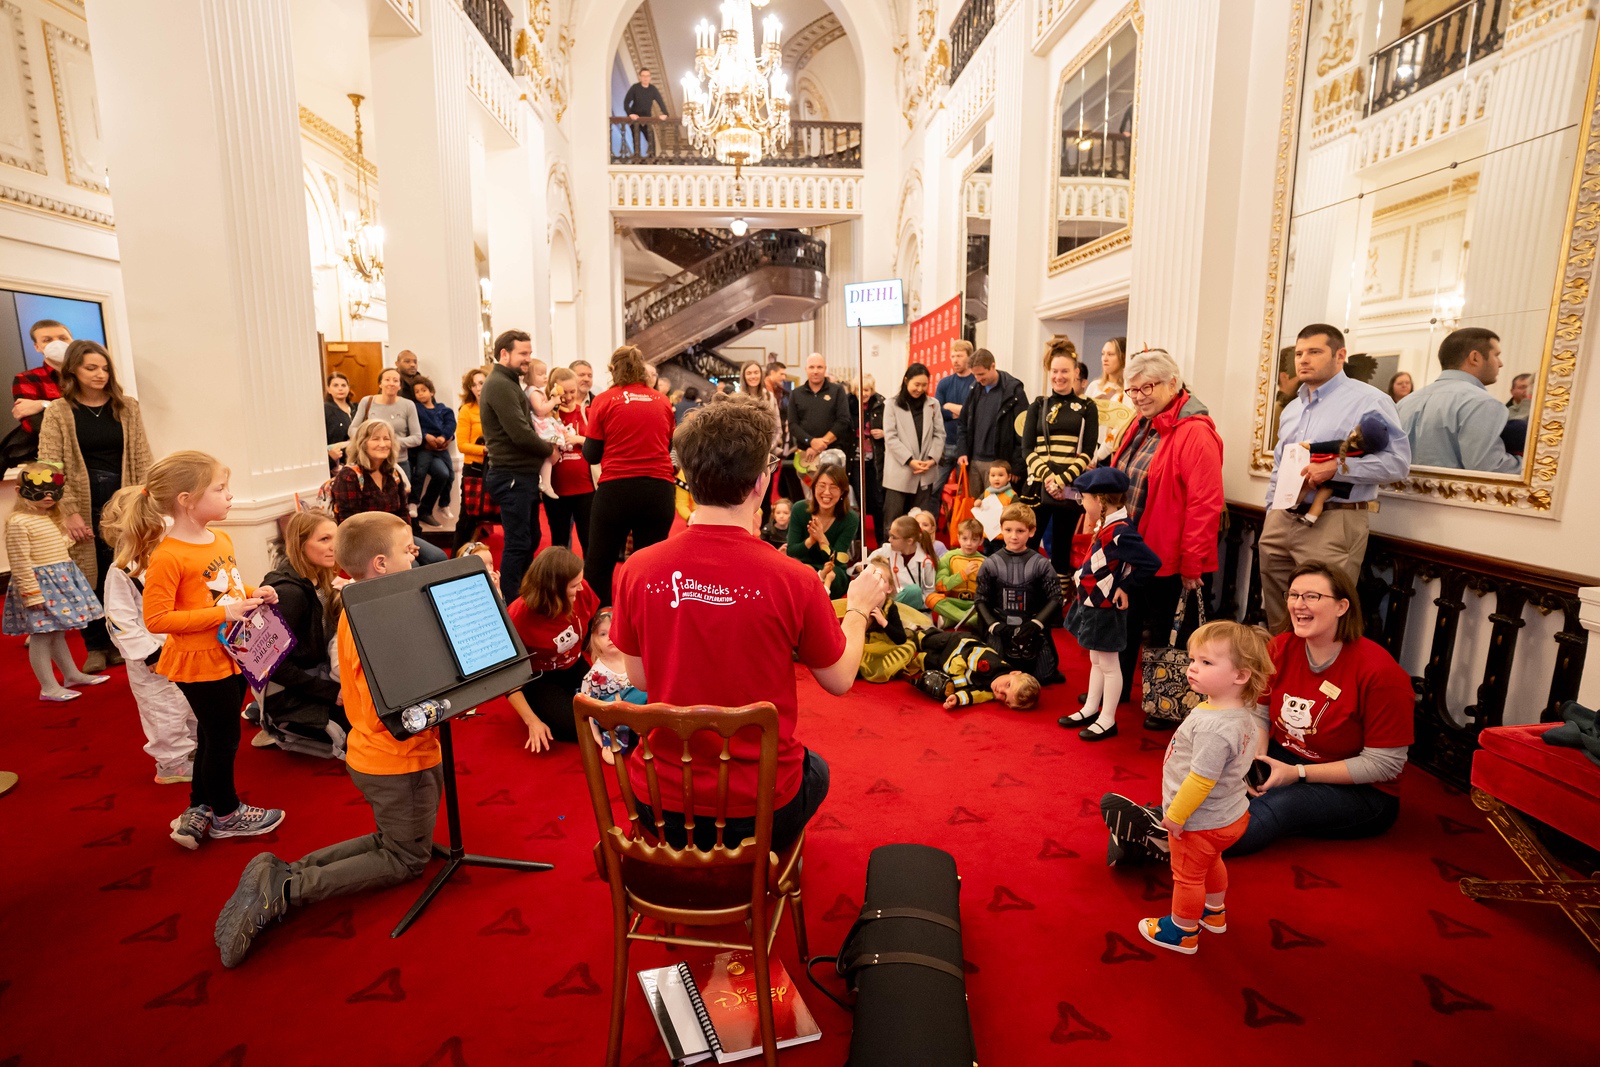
left=880, top=362, right=945, bottom=533
left=787, top=464, right=858, bottom=599
left=330, top=421, right=447, bottom=564
left=1104, top=348, right=1224, bottom=729
left=1101, top=560, right=1413, bottom=865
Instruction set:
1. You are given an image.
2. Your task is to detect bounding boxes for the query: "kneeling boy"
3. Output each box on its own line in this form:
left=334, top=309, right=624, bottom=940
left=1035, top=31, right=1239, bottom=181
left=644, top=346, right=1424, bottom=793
left=975, top=503, right=1063, bottom=683
left=214, top=512, right=441, bottom=968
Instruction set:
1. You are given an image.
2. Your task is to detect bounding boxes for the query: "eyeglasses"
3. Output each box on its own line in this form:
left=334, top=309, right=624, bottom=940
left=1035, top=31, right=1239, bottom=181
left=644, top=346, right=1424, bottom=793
left=767, top=445, right=785, bottom=475
left=1284, top=591, right=1333, bottom=604
left=1125, top=382, right=1159, bottom=399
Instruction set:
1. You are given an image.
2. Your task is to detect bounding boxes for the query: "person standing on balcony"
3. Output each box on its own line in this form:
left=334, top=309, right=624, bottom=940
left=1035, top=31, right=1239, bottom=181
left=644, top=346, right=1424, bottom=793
left=623, top=68, right=669, bottom=159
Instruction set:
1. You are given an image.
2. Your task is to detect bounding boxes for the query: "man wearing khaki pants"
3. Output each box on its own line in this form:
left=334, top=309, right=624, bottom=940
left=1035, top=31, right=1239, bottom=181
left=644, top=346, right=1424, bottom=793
left=1259, top=324, right=1410, bottom=632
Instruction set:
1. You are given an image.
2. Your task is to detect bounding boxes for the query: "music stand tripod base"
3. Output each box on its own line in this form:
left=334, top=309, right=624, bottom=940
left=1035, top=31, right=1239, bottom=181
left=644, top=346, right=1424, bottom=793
left=390, top=718, right=553, bottom=937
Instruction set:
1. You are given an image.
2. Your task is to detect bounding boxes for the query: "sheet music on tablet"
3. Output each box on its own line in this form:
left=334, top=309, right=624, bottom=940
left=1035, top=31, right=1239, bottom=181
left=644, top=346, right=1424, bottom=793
left=426, top=573, right=518, bottom=678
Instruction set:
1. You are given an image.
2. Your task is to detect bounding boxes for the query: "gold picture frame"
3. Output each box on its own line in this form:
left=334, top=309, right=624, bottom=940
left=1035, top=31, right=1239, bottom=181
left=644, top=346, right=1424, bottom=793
left=1249, top=0, right=1600, bottom=515
left=1046, top=0, right=1143, bottom=277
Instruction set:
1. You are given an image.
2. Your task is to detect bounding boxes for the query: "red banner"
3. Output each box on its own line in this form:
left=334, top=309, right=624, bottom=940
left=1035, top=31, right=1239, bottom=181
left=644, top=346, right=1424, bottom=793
left=908, top=294, right=963, bottom=387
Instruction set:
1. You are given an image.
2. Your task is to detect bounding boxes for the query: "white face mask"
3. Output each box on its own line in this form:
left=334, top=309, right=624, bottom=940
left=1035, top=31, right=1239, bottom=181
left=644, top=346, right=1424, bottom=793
left=43, top=340, right=69, bottom=367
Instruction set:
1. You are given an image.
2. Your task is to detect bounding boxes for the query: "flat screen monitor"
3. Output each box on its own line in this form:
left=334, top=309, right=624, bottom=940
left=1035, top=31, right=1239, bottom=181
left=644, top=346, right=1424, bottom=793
left=424, top=571, right=521, bottom=681
left=844, top=279, right=906, bottom=327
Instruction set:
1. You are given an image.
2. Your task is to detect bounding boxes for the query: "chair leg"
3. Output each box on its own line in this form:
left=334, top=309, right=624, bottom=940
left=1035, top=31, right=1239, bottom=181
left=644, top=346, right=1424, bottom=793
left=607, top=894, right=631, bottom=1067
left=789, top=886, right=811, bottom=962
left=1466, top=788, right=1600, bottom=955
left=750, top=902, right=779, bottom=1067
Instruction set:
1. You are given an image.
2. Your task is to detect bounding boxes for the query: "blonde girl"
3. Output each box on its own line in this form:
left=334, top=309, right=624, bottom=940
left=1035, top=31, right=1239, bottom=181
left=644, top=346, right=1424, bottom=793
left=3, top=462, right=108, bottom=700
left=865, top=514, right=937, bottom=610
left=131, top=450, right=285, bottom=849
left=101, top=485, right=198, bottom=783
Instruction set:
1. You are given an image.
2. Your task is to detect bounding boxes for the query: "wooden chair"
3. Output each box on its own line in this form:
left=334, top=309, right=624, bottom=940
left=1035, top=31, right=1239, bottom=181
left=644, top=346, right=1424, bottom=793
left=574, top=695, right=810, bottom=1067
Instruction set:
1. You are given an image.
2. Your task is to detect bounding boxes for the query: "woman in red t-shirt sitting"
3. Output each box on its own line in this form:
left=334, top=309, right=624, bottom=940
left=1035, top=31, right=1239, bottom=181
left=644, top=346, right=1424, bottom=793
left=581, top=345, right=677, bottom=605
left=505, top=547, right=599, bottom=748
left=1228, top=560, right=1414, bottom=855
left=543, top=368, right=594, bottom=553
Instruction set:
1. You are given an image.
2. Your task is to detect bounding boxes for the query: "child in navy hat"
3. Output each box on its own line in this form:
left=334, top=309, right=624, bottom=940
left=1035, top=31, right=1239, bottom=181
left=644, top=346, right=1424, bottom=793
left=1058, top=467, right=1160, bottom=741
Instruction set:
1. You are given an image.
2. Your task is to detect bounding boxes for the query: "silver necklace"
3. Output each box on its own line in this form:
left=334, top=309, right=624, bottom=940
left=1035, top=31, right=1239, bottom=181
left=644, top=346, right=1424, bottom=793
left=82, top=400, right=108, bottom=418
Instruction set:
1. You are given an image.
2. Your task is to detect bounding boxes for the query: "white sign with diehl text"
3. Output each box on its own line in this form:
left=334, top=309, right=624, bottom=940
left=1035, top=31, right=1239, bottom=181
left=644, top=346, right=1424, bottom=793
left=843, top=279, right=905, bottom=327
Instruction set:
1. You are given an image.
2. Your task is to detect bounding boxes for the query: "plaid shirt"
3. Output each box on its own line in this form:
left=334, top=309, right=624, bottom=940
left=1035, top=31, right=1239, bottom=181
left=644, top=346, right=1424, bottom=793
left=11, top=365, right=61, bottom=434
left=1113, top=418, right=1162, bottom=529
left=329, top=464, right=408, bottom=526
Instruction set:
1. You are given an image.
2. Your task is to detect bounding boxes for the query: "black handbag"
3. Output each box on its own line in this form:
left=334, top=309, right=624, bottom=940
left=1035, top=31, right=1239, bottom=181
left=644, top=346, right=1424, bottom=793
left=1, top=424, right=39, bottom=468
left=807, top=844, right=976, bottom=1067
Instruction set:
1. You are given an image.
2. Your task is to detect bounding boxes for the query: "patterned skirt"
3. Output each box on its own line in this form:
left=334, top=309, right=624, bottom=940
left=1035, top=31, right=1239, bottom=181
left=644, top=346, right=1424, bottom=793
left=459, top=462, right=500, bottom=523
left=2, top=561, right=105, bottom=635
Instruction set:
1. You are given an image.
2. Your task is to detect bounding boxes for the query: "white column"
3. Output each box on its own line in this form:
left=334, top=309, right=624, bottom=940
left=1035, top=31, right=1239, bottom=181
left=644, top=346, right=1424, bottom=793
left=85, top=0, right=324, bottom=579
left=486, top=128, right=543, bottom=352
left=820, top=220, right=858, bottom=379
left=1460, top=6, right=1598, bottom=367
left=1125, top=0, right=1252, bottom=400
left=368, top=0, right=480, bottom=386
left=981, top=7, right=1048, bottom=394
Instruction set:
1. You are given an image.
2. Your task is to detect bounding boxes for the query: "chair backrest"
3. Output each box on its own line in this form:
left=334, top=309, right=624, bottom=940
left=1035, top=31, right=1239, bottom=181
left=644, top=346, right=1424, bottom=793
left=574, top=694, right=780, bottom=873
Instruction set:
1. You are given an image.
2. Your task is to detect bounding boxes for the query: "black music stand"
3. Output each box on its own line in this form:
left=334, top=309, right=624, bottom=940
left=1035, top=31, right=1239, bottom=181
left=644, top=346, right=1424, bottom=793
left=340, top=554, right=554, bottom=937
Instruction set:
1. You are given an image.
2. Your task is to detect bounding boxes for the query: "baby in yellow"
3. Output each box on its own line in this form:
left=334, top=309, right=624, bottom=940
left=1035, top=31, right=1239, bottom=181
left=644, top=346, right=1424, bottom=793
left=1138, top=621, right=1273, bottom=955
left=214, top=513, right=443, bottom=968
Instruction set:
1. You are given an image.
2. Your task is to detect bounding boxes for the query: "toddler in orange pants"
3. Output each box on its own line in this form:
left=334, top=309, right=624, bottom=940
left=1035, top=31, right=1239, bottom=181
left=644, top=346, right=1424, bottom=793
left=1139, top=621, right=1273, bottom=955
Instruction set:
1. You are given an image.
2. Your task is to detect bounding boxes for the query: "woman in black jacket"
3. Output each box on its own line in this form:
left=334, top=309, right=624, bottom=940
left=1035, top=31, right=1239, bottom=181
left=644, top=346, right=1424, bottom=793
left=260, top=510, right=348, bottom=751
left=1021, top=340, right=1098, bottom=576
left=324, top=372, right=355, bottom=473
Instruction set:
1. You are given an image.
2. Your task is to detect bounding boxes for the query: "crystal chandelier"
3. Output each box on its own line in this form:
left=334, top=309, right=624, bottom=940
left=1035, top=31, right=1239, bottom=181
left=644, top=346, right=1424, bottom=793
left=342, top=93, right=384, bottom=285
left=680, top=0, right=791, bottom=175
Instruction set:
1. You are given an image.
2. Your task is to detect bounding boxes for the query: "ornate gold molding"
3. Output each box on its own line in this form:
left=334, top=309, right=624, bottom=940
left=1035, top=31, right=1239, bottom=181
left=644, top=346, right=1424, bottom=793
left=1315, top=0, right=1358, bottom=77
left=1250, top=0, right=1600, bottom=516
left=1, top=1, right=46, bottom=175
left=515, top=0, right=571, bottom=123
left=298, top=106, right=378, bottom=180
left=0, top=181, right=113, bottom=228
left=42, top=21, right=104, bottom=194
left=1370, top=173, right=1480, bottom=220
left=1046, top=1, right=1140, bottom=277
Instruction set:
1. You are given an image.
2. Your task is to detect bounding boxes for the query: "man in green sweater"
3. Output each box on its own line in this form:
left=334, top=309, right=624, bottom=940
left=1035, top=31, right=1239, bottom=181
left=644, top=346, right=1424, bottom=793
left=481, top=329, right=554, bottom=600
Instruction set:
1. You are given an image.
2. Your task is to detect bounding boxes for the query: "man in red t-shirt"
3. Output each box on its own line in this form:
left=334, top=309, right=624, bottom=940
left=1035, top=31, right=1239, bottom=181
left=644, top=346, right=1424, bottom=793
left=611, top=393, right=890, bottom=850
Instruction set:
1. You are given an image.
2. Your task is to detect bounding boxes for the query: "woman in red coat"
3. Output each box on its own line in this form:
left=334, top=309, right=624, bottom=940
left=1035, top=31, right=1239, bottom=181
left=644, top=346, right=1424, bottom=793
left=1105, top=348, right=1224, bottom=728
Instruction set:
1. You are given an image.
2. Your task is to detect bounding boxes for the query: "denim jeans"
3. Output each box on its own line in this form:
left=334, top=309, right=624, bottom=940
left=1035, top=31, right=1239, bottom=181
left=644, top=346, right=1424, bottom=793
left=409, top=449, right=453, bottom=519
left=1225, top=741, right=1401, bottom=857
left=485, top=466, right=541, bottom=601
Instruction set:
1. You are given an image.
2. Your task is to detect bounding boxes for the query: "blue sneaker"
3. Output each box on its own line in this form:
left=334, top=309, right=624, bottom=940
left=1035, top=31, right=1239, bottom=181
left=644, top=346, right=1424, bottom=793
left=1139, top=915, right=1200, bottom=955
left=1200, top=905, right=1227, bottom=933
left=170, top=805, right=212, bottom=850
left=210, top=804, right=285, bottom=839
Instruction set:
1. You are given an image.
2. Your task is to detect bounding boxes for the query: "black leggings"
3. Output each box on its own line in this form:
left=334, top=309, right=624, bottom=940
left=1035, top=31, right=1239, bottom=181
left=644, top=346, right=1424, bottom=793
left=544, top=491, right=593, bottom=553
left=585, top=477, right=676, bottom=606
left=178, top=674, right=247, bottom=815
left=519, top=659, right=588, bottom=743
left=1039, top=502, right=1084, bottom=577
left=82, top=468, right=120, bottom=652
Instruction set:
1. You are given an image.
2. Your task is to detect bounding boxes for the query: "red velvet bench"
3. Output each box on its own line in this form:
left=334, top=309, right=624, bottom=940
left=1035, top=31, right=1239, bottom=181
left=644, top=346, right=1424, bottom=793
left=1464, top=723, right=1600, bottom=953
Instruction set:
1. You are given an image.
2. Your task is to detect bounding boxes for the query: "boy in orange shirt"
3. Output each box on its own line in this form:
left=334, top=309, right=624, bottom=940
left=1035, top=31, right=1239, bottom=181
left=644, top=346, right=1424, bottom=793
left=214, top=512, right=443, bottom=967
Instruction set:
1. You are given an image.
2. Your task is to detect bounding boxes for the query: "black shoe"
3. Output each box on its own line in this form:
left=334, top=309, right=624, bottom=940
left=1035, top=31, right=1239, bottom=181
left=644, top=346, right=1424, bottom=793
left=1079, top=721, right=1118, bottom=742
left=1143, top=715, right=1179, bottom=732
left=1100, top=794, right=1168, bottom=866
left=1058, top=709, right=1096, bottom=729
left=215, top=852, right=291, bottom=968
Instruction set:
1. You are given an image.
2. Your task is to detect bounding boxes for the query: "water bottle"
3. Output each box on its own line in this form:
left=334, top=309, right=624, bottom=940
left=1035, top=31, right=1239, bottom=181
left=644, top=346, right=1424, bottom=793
left=400, top=698, right=451, bottom=734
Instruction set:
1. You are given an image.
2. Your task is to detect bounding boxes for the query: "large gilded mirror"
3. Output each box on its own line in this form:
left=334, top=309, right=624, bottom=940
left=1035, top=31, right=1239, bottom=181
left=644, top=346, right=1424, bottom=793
left=1252, top=0, right=1600, bottom=512
left=1048, top=6, right=1141, bottom=274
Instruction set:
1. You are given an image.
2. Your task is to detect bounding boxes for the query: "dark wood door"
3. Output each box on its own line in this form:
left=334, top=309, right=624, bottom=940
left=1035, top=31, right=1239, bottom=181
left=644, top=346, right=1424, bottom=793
left=322, top=341, right=385, bottom=403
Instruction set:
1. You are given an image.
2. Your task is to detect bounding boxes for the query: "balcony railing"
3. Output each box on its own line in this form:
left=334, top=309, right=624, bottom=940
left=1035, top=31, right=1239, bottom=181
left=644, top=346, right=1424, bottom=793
left=949, top=0, right=996, bottom=84
left=624, top=229, right=827, bottom=336
left=1059, top=131, right=1132, bottom=180
left=462, top=0, right=514, bottom=75
left=609, top=119, right=863, bottom=168
left=1365, top=0, right=1506, bottom=117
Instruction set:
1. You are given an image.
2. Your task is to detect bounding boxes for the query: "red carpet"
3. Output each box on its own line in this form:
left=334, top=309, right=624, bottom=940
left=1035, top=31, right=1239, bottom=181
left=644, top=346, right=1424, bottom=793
left=3, top=626, right=1598, bottom=1065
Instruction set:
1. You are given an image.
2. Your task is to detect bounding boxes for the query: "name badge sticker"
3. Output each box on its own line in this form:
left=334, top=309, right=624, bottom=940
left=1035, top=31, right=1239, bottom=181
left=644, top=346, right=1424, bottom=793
left=1319, top=680, right=1342, bottom=700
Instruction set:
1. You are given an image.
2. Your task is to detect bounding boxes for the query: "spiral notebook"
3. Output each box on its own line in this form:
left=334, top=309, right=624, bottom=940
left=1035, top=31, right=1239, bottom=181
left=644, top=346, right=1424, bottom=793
left=638, top=951, right=821, bottom=1064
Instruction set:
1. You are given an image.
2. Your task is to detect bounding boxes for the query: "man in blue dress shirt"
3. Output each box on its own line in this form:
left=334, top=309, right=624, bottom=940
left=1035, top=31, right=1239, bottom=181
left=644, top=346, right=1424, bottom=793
left=1260, top=324, right=1410, bottom=632
left=932, top=339, right=977, bottom=493
left=1396, top=327, right=1522, bottom=476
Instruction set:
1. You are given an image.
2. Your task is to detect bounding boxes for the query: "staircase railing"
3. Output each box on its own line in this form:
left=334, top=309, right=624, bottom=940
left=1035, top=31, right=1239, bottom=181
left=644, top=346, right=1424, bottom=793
left=1365, top=0, right=1506, bottom=117
left=610, top=119, right=863, bottom=168
left=635, top=228, right=742, bottom=269
left=624, top=229, right=827, bottom=337
left=461, top=0, right=514, bottom=74
left=948, top=0, right=996, bottom=84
